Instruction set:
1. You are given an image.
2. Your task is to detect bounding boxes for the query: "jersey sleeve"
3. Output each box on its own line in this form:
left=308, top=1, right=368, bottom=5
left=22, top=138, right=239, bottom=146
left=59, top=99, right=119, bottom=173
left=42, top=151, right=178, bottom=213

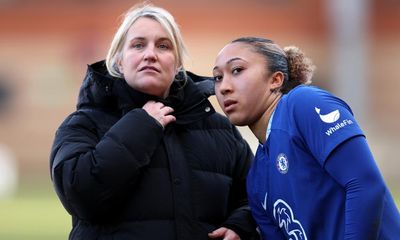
left=324, top=136, right=386, bottom=239
left=289, top=86, right=364, bottom=166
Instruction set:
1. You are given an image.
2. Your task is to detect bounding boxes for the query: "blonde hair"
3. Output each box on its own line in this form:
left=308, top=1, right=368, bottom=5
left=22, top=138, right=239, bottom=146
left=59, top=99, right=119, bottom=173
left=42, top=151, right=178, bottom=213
left=106, top=4, right=188, bottom=78
left=232, top=37, right=315, bottom=93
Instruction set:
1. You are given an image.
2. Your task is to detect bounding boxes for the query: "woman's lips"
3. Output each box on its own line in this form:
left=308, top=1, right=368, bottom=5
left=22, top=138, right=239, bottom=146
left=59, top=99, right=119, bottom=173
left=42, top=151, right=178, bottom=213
left=224, top=99, right=237, bottom=113
left=139, top=66, right=160, bottom=73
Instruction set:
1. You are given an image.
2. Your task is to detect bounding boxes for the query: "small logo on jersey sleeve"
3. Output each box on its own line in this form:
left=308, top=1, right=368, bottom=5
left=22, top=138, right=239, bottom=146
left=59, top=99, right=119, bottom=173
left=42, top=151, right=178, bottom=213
left=276, top=153, right=289, bottom=174
left=315, top=107, right=340, bottom=123
left=273, top=199, right=308, bottom=240
left=315, top=106, right=355, bottom=136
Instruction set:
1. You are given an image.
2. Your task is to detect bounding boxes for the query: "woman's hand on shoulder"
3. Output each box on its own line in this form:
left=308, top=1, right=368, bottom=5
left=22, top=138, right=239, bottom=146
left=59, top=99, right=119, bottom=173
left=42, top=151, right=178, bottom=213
left=208, top=227, right=241, bottom=240
left=142, top=100, right=176, bottom=127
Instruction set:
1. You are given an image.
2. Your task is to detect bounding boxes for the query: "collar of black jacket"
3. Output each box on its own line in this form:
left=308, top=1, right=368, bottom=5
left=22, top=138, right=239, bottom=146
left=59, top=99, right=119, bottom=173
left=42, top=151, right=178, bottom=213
left=76, top=60, right=216, bottom=124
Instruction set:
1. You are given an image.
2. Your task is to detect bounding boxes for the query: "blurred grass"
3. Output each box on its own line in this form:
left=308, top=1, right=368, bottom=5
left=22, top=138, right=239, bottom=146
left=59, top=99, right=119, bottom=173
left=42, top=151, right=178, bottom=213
left=0, top=182, right=398, bottom=240
left=0, top=182, right=70, bottom=240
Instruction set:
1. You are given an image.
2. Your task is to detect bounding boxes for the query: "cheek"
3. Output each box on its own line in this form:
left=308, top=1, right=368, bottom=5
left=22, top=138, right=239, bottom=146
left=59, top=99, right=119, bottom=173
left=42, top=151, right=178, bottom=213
left=214, top=84, right=223, bottom=99
left=163, top=54, right=177, bottom=68
left=235, top=82, right=252, bottom=98
left=214, top=84, right=220, bottom=96
left=161, top=58, right=177, bottom=79
left=121, top=51, right=140, bottom=66
left=245, top=78, right=267, bottom=97
left=215, top=92, right=224, bottom=107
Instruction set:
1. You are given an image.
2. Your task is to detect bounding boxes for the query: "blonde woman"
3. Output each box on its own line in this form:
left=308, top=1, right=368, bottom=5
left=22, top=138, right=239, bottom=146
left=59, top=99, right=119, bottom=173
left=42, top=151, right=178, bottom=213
left=50, top=5, right=258, bottom=240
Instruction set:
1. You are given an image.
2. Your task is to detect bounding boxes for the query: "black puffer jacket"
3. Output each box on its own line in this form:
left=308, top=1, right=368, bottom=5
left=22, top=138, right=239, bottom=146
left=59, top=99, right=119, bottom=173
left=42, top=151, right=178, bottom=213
left=50, top=61, right=258, bottom=240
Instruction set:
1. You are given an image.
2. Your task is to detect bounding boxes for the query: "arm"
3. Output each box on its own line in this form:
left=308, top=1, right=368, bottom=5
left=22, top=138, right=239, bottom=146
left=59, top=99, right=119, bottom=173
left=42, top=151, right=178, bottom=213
left=324, top=136, right=385, bottom=239
left=50, top=108, right=164, bottom=221
left=216, top=126, right=260, bottom=240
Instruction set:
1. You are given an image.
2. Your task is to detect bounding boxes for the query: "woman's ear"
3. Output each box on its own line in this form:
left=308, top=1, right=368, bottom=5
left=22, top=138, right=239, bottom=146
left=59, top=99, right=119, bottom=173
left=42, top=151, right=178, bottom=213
left=117, top=59, right=123, bottom=73
left=270, top=71, right=284, bottom=91
left=175, top=64, right=182, bottom=75
left=116, top=52, right=124, bottom=74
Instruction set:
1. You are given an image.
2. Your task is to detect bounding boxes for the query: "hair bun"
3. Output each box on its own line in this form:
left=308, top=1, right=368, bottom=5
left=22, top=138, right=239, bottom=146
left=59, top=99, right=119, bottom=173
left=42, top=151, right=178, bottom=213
left=283, top=46, right=315, bottom=85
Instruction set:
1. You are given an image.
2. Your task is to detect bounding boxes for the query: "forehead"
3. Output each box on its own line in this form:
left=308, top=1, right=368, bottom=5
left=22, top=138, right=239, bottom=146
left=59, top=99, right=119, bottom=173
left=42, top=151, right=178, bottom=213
left=215, top=42, right=265, bottom=66
left=127, top=17, right=169, bottom=38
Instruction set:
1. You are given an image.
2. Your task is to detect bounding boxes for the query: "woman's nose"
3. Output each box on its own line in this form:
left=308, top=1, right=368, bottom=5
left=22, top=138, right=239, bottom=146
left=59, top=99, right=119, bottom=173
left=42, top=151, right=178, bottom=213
left=218, top=77, right=233, bottom=95
left=143, top=46, right=157, bottom=62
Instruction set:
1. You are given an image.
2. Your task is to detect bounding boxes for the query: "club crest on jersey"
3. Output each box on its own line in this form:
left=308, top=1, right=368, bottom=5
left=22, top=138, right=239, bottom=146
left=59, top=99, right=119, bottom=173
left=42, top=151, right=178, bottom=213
left=276, top=153, right=289, bottom=174
left=315, top=107, right=340, bottom=123
left=273, top=199, right=308, bottom=240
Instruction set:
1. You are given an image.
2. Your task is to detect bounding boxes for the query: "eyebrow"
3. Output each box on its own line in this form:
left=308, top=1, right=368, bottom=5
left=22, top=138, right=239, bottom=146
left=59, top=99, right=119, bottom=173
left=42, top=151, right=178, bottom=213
left=128, top=37, right=145, bottom=42
left=128, top=37, right=171, bottom=42
left=213, top=57, right=247, bottom=71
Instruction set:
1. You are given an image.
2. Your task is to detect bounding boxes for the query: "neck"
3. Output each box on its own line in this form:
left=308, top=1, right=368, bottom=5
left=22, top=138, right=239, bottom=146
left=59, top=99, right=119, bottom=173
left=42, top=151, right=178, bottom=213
left=249, top=92, right=282, bottom=144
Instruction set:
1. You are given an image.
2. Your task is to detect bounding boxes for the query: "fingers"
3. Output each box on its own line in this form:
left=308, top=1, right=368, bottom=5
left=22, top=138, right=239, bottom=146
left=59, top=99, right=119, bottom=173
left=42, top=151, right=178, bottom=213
left=208, top=227, right=241, bottom=240
left=160, top=105, right=174, bottom=116
left=159, top=114, right=176, bottom=127
left=208, top=227, right=227, bottom=238
left=142, top=101, right=176, bottom=127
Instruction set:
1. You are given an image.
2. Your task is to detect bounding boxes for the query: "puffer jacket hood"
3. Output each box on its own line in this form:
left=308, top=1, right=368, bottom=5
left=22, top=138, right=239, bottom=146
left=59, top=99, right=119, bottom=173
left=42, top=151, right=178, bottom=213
left=77, top=60, right=215, bottom=123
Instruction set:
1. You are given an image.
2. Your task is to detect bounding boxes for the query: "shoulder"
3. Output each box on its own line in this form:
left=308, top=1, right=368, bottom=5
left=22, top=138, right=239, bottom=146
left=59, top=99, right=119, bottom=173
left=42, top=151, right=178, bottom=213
left=59, top=110, right=95, bottom=130
left=207, top=112, right=245, bottom=140
left=207, top=111, right=234, bottom=128
left=54, top=111, right=98, bottom=144
left=286, top=85, right=332, bottom=105
left=57, top=108, right=118, bottom=136
left=280, top=85, right=364, bottom=163
left=284, top=85, right=352, bottom=117
left=189, top=110, right=244, bottom=141
left=275, top=86, right=325, bottom=125
left=52, top=109, right=118, bottom=156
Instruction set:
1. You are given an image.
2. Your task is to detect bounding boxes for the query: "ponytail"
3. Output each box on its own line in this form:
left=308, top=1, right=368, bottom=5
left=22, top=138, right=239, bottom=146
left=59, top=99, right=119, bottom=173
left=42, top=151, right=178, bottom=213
left=282, top=46, right=315, bottom=93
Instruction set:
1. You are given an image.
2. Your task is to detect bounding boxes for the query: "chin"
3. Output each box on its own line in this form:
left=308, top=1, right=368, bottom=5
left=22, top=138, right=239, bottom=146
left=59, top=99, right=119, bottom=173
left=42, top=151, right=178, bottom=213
left=136, top=84, right=169, bottom=97
left=227, top=114, right=248, bottom=126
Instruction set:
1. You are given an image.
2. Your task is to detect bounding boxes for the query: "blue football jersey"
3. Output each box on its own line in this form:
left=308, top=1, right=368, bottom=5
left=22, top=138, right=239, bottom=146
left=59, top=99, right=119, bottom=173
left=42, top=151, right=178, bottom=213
left=247, top=85, right=400, bottom=239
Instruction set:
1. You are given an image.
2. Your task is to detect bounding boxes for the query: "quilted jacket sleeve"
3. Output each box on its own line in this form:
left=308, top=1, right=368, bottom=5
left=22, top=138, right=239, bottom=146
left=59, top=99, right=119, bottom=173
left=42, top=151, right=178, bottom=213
left=222, top=125, right=259, bottom=240
left=50, top=108, right=163, bottom=222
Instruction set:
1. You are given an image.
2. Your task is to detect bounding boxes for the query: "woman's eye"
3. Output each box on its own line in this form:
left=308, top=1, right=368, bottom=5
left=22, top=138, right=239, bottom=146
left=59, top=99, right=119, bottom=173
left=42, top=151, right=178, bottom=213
left=132, top=43, right=144, bottom=49
left=159, top=42, right=171, bottom=50
left=232, top=67, right=243, bottom=75
left=213, top=75, right=223, bottom=82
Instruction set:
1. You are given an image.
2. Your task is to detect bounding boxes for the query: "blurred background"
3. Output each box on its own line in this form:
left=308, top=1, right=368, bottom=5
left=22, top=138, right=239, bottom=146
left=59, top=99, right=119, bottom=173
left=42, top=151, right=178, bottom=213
left=0, top=0, right=399, bottom=239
